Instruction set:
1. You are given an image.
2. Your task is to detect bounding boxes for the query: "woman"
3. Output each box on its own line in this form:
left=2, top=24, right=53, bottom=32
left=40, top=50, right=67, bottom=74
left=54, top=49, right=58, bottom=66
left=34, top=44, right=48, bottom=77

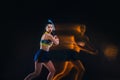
left=24, top=22, right=59, bottom=80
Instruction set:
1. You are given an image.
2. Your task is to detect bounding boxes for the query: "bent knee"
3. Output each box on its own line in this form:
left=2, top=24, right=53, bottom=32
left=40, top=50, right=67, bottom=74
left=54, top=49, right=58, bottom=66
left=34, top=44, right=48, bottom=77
left=82, top=67, right=85, bottom=72
left=34, top=71, right=40, bottom=76
left=76, top=66, right=85, bottom=72
left=52, top=69, right=56, bottom=73
left=50, top=68, right=56, bottom=73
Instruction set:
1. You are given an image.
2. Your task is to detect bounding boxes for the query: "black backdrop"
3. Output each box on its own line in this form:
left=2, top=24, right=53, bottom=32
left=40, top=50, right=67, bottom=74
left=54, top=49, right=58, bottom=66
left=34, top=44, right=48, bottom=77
left=1, top=0, right=120, bottom=80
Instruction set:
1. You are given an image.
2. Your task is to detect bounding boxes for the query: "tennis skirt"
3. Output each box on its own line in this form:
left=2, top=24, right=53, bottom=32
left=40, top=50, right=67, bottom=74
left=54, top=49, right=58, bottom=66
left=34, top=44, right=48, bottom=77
left=34, top=49, right=50, bottom=62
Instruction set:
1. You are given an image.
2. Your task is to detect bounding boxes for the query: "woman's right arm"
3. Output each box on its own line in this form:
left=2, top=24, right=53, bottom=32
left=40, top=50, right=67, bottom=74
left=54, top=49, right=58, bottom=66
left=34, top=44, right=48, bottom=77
left=47, top=34, right=59, bottom=45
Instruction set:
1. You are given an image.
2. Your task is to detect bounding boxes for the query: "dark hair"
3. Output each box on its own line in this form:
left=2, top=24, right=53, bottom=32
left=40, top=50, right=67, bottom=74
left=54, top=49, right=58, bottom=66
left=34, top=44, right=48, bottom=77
left=51, top=30, right=56, bottom=36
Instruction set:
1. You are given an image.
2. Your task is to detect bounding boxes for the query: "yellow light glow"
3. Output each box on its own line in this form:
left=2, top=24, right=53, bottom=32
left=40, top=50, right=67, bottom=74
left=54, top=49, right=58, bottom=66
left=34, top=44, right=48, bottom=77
left=103, top=44, right=118, bottom=60
left=53, top=60, right=85, bottom=80
left=53, top=61, right=74, bottom=80
left=75, top=25, right=81, bottom=32
left=51, top=35, right=81, bottom=52
left=52, top=24, right=87, bottom=80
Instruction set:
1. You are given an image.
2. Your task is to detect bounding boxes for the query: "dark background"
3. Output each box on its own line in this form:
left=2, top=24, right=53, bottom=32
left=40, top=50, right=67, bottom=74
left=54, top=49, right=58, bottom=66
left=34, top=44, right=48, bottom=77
left=1, top=0, right=120, bottom=80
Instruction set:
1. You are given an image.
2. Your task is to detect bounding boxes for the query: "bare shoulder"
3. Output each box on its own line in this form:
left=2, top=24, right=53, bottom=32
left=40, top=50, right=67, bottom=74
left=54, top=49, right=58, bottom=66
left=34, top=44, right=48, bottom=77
left=45, top=33, right=54, bottom=40
left=45, top=33, right=52, bottom=37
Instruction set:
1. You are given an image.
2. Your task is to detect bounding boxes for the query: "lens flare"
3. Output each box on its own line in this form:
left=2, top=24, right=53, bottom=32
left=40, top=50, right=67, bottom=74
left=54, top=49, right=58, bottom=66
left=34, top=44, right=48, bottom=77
left=103, top=44, right=118, bottom=60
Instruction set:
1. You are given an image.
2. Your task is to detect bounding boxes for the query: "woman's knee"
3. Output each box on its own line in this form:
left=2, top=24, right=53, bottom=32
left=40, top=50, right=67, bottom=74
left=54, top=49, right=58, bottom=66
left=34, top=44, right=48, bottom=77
left=50, top=68, right=56, bottom=74
left=80, top=65, right=85, bottom=72
left=75, top=65, right=85, bottom=73
left=52, top=68, right=56, bottom=73
left=34, top=70, right=40, bottom=76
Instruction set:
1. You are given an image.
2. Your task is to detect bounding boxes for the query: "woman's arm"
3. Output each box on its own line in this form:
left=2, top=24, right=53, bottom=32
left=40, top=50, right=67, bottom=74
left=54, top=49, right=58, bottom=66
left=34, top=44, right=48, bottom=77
left=80, top=47, right=98, bottom=55
left=77, top=41, right=98, bottom=55
left=47, top=34, right=59, bottom=45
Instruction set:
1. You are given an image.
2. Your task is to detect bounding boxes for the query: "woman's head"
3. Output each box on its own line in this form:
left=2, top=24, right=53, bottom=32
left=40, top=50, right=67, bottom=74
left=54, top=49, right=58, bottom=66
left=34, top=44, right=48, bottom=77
left=80, top=24, right=86, bottom=34
left=45, top=24, right=54, bottom=33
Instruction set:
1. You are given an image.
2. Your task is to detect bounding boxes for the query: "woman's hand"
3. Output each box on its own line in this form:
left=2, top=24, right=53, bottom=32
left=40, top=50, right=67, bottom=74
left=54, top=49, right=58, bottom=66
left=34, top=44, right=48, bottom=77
left=54, top=35, right=59, bottom=45
left=54, top=35, right=58, bottom=39
left=77, top=42, right=85, bottom=47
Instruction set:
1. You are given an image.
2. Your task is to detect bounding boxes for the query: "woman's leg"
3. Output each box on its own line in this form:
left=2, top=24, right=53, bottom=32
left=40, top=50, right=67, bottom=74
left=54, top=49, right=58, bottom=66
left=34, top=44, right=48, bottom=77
left=53, top=61, right=74, bottom=80
left=72, top=60, right=85, bottom=80
left=24, top=61, right=43, bottom=80
left=43, top=60, right=56, bottom=80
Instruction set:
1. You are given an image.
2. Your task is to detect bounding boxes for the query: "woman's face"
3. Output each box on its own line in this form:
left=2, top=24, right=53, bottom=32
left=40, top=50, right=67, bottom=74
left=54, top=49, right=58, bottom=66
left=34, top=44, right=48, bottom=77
left=46, top=24, right=53, bottom=33
left=80, top=25, right=86, bottom=34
